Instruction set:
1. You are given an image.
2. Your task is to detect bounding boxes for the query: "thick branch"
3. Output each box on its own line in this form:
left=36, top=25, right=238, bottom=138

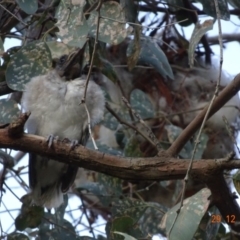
left=167, top=73, right=240, bottom=156
left=195, top=171, right=240, bottom=234
left=0, top=125, right=240, bottom=231
left=0, top=129, right=240, bottom=180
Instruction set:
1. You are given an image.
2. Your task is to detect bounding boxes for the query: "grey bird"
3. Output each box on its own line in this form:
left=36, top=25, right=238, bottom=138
left=21, top=70, right=105, bottom=209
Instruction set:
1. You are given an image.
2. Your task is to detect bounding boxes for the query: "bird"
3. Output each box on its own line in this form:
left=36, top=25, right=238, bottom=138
left=21, top=69, right=105, bottom=209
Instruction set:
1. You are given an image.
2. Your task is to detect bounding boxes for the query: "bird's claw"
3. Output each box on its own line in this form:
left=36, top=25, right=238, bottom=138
left=47, top=134, right=59, bottom=148
left=70, top=140, right=78, bottom=150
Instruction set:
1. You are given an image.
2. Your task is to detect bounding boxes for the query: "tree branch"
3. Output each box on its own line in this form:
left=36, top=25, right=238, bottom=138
left=167, top=73, right=240, bottom=156
left=1, top=116, right=240, bottom=232
left=0, top=127, right=239, bottom=180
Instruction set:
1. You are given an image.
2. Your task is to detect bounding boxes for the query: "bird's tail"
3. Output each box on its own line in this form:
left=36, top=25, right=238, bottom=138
left=31, top=184, right=64, bottom=209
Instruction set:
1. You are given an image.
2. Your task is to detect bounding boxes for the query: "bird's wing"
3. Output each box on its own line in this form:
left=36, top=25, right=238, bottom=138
left=28, top=153, right=37, bottom=189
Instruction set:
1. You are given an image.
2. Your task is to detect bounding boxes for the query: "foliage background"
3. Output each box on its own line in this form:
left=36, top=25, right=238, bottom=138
left=1, top=0, right=240, bottom=239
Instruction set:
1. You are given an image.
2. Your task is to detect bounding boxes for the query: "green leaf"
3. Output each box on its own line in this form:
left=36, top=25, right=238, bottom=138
left=111, top=198, right=147, bottom=222
left=7, top=232, right=29, bottom=240
left=46, top=41, right=73, bottom=59
left=77, top=173, right=122, bottom=208
left=228, top=0, right=240, bottom=8
left=15, top=206, right=44, bottom=230
left=0, top=99, right=20, bottom=124
left=188, top=20, right=214, bottom=68
left=165, top=125, right=193, bottom=159
left=55, top=0, right=89, bottom=48
left=97, top=174, right=122, bottom=207
left=108, top=216, right=145, bottom=240
left=98, top=173, right=122, bottom=196
left=163, top=188, right=211, bottom=240
left=95, top=55, right=119, bottom=83
left=138, top=37, right=174, bottom=79
left=130, top=89, right=154, bottom=119
left=6, top=41, right=52, bottom=91
left=120, top=0, right=138, bottom=23
left=194, top=133, right=209, bottom=159
left=197, top=0, right=230, bottom=20
left=82, top=41, right=90, bottom=70
left=124, top=135, right=143, bottom=157
left=233, top=170, right=240, bottom=195
left=113, top=232, right=137, bottom=240
left=16, top=0, right=38, bottom=14
left=139, top=202, right=167, bottom=236
left=47, top=219, right=77, bottom=240
left=87, top=1, right=129, bottom=45
left=176, top=10, right=193, bottom=27
left=127, top=26, right=141, bottom=70
left=104, top=105, right=130, bottom=131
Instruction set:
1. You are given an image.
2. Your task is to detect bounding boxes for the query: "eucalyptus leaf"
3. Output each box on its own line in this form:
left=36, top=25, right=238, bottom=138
left=163, top=188, right=211, bottom=240
left=111, top=198, right=147, bottom=221
left=194, top=133, right=209, bottom=159
left=88, top=1, right=129, bottom=45
left=120, top=0, right=138, bottom=23
left=188, top=20, right=214, bottom=68
left=6, top=41, right=52, bottom=91
left=228, top=0, right=240, bottom=9
left=124, top=135, right=143, bottom=157
left=113, top=232, right=137, bottom=240
left=46, top=41, right=73, bottom=59
left=165, top=125, right=193, bottom=159
left=233, top=170, right=240, bottom=195
left=16, top=0, right=38, bottom=14
left=197, top=0, right=230, bottom=20
left=130, top=89, right=154, bottom=119
left=0, top=99, right=20, bottom=124
left=46, top=219, right=77, bottom=240
left=138, top=37, right=174, bottom=79
left=7, top=232, right=29, bottom=240
left=15, top=206, right=44, bottom=230
left=104, top=106, right=130, bottom=131
left=127, top=26, right=141, bottom=70
left=110, top=216, right=144, bottom=240
left=55, top=0, right=88, bottom=48
left=139, top=202, right=167, bottom=236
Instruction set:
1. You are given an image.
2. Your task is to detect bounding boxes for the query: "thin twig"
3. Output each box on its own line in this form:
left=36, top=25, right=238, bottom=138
left=0, top=3, right=27, bottom=26
left=122, top=97, right=162, bottom=152
left=168, top=2, right=224, bottom=236
left=81, top=0, right=102, bottom=150
left=82, top=0, right=102, bottom=101
left=80, top=198, right=96, bottom=238
left=84, top=103, right=98, bottom=150
left=105, top=102, right=157, bottom=148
